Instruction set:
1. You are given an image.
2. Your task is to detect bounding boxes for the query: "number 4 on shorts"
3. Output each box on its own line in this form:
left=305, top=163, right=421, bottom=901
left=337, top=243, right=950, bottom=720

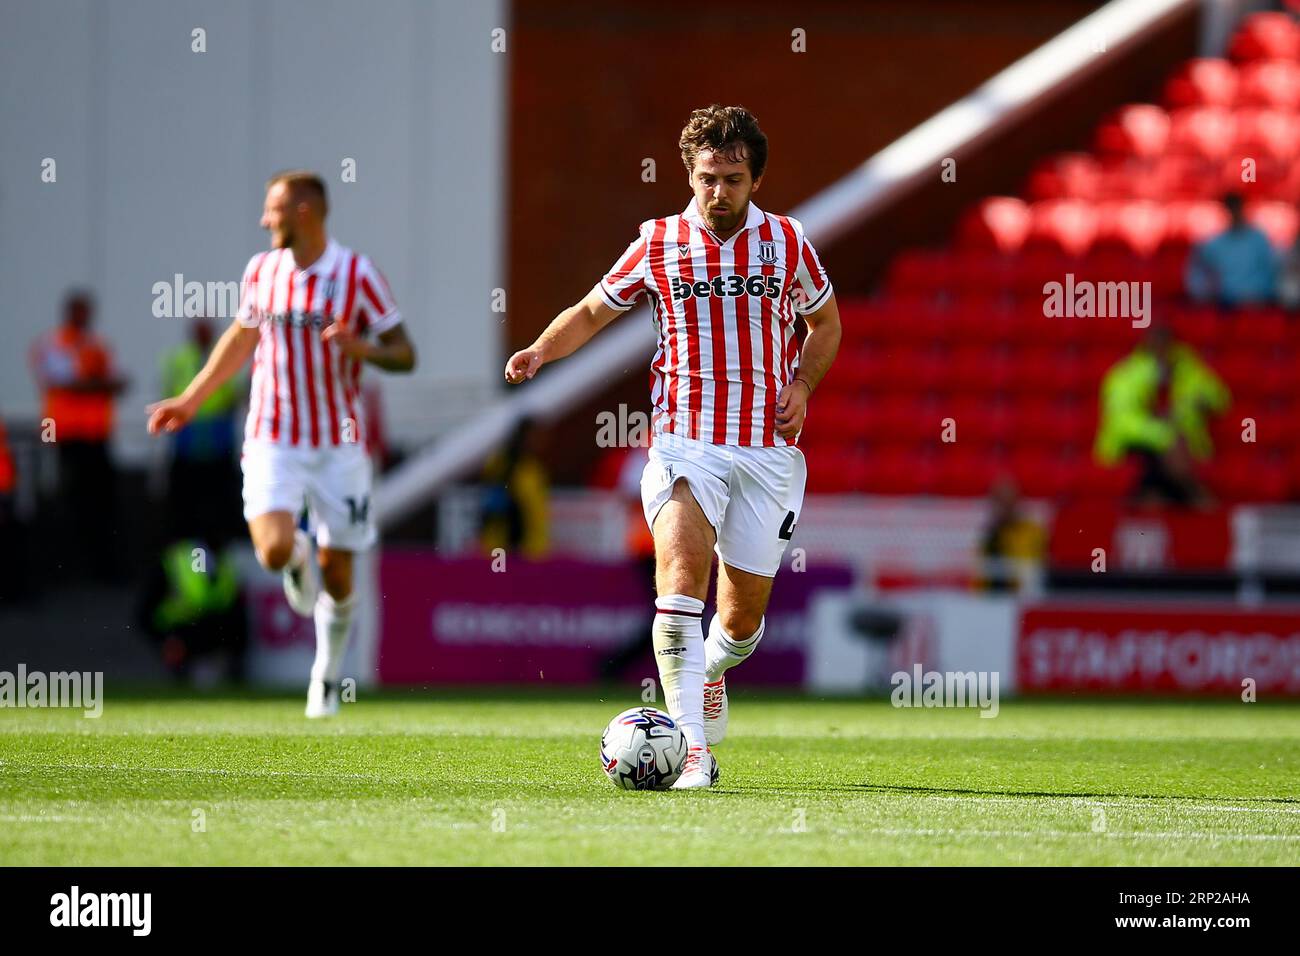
left=778, top=510, right=796, bottom=541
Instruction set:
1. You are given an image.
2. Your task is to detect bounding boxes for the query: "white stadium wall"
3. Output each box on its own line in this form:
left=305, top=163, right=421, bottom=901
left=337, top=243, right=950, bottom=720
left=0, top=0, right=504, bottom=461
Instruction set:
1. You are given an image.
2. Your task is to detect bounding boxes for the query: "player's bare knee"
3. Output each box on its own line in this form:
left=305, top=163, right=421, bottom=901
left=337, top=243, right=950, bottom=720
left=656, top=554, right=708, bottom=600
left=321, top=579, right=352, bottom=602
left=719, top=607, right=763, bottom=640
left=318, top=557, right=352, bottom=601
left=257, top=540, right=294, bottom=572
left=320, top=570, right=351, bottom=602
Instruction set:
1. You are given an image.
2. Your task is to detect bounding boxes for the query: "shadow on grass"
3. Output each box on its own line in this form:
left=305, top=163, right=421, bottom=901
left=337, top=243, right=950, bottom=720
left=718, top=782, right=1300, bottom=803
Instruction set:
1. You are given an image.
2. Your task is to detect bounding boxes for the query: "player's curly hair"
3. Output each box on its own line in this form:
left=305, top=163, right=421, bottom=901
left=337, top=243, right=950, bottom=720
left=678, top=105, right=768, bottom=179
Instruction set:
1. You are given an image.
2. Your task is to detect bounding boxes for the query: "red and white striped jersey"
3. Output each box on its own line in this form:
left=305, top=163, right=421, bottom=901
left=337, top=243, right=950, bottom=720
left=595, top=200, right=832, bottom=447
left=236, top=239, right=401, bottom=449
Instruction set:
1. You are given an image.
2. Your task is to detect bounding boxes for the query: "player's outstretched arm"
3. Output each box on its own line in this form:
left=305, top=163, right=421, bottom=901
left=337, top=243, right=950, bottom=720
left=146, top=318, right=258, bottom=435
left=504, top=288, right=620, bottom=384
left=775, top=293, right=841, bottom=439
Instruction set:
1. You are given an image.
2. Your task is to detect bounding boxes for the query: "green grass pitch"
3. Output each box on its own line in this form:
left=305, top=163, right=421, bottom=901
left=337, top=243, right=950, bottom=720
left=2, top=689, right=1298, bottom=865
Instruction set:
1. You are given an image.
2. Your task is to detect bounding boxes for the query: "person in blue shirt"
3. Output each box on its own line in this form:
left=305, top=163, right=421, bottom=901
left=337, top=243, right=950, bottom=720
left=1184, top=193, right=1279, bottom=308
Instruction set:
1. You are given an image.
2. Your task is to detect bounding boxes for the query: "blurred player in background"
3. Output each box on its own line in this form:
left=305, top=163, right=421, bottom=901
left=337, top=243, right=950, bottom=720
left=506, top=105, right=841, bottom=788
left=147, top=171, right=416, bottom=717
left=30, top=292, right=130, bottom=581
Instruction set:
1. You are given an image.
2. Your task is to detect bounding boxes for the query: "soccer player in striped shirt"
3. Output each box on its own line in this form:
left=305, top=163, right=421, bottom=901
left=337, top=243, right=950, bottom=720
left=506, top=106, right=841, bottom=787
left=147, top=171, right=416, bottom=717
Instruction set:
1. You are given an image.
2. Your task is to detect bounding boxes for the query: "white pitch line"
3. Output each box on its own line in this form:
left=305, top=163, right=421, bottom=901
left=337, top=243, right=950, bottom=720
left=5, top=763, right=1299, bottom=837
left=0, top=812, right=1293, bottom=843
left=851, top=826, right=1300, bottom=842
left=0, top=761, right=393, bottom=782
left=923, top=794, right=1300, bottom=815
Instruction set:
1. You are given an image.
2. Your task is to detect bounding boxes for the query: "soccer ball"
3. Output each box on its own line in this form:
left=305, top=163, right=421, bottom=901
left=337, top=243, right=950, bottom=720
left=600, top=707, right=688, bottom=790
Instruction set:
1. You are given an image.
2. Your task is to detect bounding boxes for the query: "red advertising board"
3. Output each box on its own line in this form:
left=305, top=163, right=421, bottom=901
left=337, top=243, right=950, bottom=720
left=1018, top=605, right=1300, bottom=694
left=377, top=551, right=852, bottom=685
left=1049, top=503, right=1232, bottom=571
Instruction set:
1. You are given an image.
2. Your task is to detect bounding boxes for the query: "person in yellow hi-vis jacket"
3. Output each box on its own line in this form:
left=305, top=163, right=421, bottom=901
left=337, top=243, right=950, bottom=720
left=135, top=537, right=248, bottom=682
left=1094, top=324, right=1230, bottom=506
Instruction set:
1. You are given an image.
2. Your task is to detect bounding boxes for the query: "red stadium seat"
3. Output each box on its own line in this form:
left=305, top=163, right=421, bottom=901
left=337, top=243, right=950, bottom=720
left=1094, top=104, right=1171, bottom=160
left=1227, top=309, right=1293, bottom=348
left=1220, top=153, right=1293, bottom=204
left=1233, top=109, right=1300, bottom=164
left=886, top=249, right=955, bottom=297
left=1238, top=60, right=1300, bottom=110
left=1081, top=346, right=1123, bottom=387
left=832, top=348, right=881, bottom=390
left=806, top=448, right=868, bottom=493
left=1014, top=401, right=1063, bottom=445
left=1010, top=448, right=1082, bottom=498
left=1205, top=451, right=1290, bottom=502
left=830, top=28, right=1300, bottom=507
left=868, top=346, right=949, bottom=393
left=1244, top=200, right=1299, bottom=249
left=1167, top=305, right=1222, bottom=348
left=1073, top=249, right=1142, bottom=290
left=1093, top=200, right=1168, bottom=256
left=860, top=296, right=941, bottom=344
left=1143, top=154, right=1220, bottom=201
left=866, top=396, right=941, bottom=444
left=1164, top=199, right=1232, bottom=247
left=1151, top=246, right=1191, bottom=297
left=808, top=393, right=864, bottom=436
left=1021, top=400, right=1093, bottom=450
left=933, top=449, right=1001, bottom=497
left=957, top=197, right=1032, bottom=254
left=946, top=396, right=1015, bottom=442
left=1101, top=155, right=1198, bottom=202
left=1163, top=58, right=1239, bottom=109
left=1289, top=446, right=1300, bottom=498
left=1024, top=153, right=1103, bottom=202
left=1029, top=302, right=1083, bottom=348
left=1026, top=200, right=1100, bottom=257
left=944, top=346, right=1015, bottom=395
left=1012, top=348, right=1084, bottom=396
left=1167, top=107, right=1238, bottom=162
left=947, top=300, right=1018, bottom=345
left=835, top=300, right=882, bottom=334
left=862, top=447, right=939, bottom=496
left=1229, top=13, right=1300, bottom=63
left=943, top=252, right=1020, bottom=300
left=1222, top=397, right=1300, bottom=451
left=1075, top=460, right=1139, bottom=498
left=1004, top=249, right=1074, bottom=298
left=1218, top=351, right=1290, bottom=400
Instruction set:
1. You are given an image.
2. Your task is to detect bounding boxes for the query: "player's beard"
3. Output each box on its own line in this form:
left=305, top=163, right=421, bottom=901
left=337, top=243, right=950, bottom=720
left=273, top=225, right=293, bottom=249
left=704, top=197, right=748, bottom=234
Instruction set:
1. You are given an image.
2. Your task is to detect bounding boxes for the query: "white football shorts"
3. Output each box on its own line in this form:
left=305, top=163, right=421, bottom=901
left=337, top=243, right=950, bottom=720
left=240, top=440, right=376, bottom=552
left=640, top=433, right=807, bottom=577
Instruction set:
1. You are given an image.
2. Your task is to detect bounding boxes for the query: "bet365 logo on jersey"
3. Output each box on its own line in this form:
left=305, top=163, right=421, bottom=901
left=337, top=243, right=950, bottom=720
left=670, top=275, right=781, bottom=301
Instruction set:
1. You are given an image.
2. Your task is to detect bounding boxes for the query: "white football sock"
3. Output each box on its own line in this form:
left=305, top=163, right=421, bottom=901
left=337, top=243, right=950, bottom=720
left=705, top=615, right=764, bottom=683
left=288, top=531, right=310, bottom=572
left=652, top=594, right=706, bottom=751
left=311, top=591, right=356, bottom=684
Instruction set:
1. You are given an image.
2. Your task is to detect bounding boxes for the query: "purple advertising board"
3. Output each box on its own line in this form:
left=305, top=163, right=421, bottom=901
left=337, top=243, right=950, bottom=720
left=378, top=551, right=853, bottom=685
